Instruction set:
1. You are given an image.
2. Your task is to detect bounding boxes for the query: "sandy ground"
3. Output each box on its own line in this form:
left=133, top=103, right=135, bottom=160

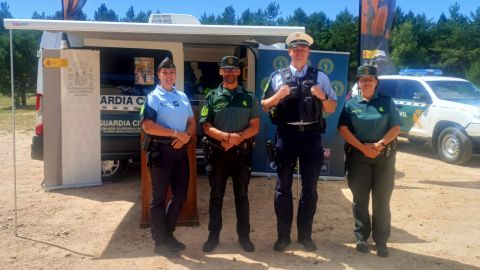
left=0, top=132, right=479, bottom=270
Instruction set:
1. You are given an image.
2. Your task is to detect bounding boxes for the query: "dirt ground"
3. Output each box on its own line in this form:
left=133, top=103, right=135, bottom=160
left=1, top=132, right=479, bottom=270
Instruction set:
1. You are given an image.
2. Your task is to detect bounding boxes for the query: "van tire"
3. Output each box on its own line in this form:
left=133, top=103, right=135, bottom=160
left=437, top=127, right=472, bottom=165
left=101, top=160, right=128, bottom=182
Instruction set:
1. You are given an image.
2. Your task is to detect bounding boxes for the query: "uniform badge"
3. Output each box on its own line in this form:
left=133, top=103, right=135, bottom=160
left=201, top=105, right=209, bottom=117
left=379, top=106, right=384, bottom=113
left=242, top=100, right=248, bottom=107
left=173, top=101, right=179, bottom=107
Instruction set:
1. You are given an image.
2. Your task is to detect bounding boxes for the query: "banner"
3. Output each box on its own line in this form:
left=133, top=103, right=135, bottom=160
left=359, top=0, right=396, bottom=75
left=62, top=0, right=87, bottom=20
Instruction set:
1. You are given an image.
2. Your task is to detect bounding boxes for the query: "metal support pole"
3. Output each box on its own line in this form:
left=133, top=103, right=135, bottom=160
left=10, top=29, right=18, bottom=236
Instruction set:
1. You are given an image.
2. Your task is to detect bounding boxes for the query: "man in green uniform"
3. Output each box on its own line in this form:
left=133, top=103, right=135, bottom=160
left=199, top=56, right=260, bottom=253
left=338, top=65, right=401, bottom=257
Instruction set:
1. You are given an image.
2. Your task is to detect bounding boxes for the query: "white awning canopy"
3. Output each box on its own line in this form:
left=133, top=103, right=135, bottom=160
left=4, top=19, right=304, bottom=45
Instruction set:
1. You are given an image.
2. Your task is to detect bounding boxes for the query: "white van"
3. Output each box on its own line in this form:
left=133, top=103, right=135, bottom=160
left=5, top=14, right=350, bottom=182
left=352, top=73, right=480, bottom=164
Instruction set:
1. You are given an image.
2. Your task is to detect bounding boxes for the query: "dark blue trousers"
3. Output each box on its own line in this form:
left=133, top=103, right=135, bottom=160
left=207, top=147, right=251, bottom=237
left=149, top=144, right=189, bottom=244
left=275, top=127, right=324, bottom=240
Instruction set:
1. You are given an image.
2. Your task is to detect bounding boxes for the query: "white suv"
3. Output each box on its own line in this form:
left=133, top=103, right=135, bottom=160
left=352, top=75, right=480, bottom=165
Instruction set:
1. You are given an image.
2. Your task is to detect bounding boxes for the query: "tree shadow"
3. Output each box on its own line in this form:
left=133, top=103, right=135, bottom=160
left=91, top=177, right=477, bottom=270
left=397, top=140, right=480, bottom=168
left=419, top=180, right=480, bottom=190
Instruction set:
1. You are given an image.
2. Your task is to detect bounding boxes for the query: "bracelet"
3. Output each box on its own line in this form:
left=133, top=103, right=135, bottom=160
left=380, top=141, right=387, bottom=147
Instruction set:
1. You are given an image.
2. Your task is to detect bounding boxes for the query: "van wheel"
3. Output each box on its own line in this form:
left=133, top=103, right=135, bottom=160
left=437, top=127, right=472, bottom=165
left=101, top=160, right=127, bottom=182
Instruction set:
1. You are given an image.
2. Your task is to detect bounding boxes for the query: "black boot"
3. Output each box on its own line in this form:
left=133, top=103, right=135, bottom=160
left=239, top=235, right=255, bottom=252
left=164, top=234, right=186, bottom=251
left=203, top=233, right=219, bottom=252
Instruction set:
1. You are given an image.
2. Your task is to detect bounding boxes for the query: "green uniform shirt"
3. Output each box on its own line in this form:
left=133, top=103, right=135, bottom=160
left=338, top=92, right=401, bottom=143
left=199, top=84, right=259, bottom=132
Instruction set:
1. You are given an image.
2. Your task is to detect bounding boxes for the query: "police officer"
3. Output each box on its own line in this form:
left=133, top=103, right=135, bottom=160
left=338, top=65, right=401, bottom=257
left=141, top=57, right=196, bottom=255
left=261, top=32, right=337, bottom=252
left=199, top=56, right=260, bottom=253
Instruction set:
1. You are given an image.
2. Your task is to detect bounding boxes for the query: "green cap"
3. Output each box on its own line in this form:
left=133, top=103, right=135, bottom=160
left=157, top=57, right=175, bottom=69
left=220, top=56, right=239, bottom=68
left=357, top=65, right=377, bottom=78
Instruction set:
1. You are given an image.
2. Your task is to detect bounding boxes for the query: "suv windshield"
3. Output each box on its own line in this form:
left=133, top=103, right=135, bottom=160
left=427, top=80, right=480, bottom=100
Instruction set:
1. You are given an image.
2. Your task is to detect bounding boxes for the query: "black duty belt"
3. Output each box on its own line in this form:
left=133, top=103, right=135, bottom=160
left=151, top=136, right=173, bottom=144
left=279, top=122, right=322, bottom=132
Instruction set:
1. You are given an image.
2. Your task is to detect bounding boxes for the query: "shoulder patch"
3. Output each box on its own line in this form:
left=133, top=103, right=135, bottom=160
left=200, top=105, right=209, bottom=117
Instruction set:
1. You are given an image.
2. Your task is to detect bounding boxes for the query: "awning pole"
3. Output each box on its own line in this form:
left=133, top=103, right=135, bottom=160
left=10, top=29, right=18, bottom=237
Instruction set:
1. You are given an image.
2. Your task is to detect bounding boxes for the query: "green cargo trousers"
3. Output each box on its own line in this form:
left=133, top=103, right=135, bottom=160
left=345, top=148, right=396, bottom=245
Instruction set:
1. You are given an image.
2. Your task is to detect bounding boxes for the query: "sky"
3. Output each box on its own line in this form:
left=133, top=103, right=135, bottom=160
left=3, top=0, right=479, bottom=21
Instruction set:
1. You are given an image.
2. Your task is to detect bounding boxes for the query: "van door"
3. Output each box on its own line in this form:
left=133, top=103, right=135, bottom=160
left=395, top=80, right=431, bottom=137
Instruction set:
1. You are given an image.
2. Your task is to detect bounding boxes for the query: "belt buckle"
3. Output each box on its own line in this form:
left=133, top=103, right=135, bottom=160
left=298, top=125, right=305, bottom=132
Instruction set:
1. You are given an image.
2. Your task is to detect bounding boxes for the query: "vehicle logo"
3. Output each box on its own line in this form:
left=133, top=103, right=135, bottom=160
left=331, top=80, right=345, bottom=96
left=273, top=56, right=289, bottom=70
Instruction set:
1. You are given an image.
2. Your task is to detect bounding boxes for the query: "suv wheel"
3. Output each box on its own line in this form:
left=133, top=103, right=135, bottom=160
left=437, top=127, right=472, bottom=165
left=101, top=160, right=127, bottom=182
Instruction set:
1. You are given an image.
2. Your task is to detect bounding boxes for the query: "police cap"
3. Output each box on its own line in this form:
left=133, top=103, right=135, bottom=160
left=157, top=57, right=175, bottom=69
left=356, top=65, right=377, bottom=78
left=220, top=56, right=240, bottom=69
left=286, top=32, right=314, bottom=48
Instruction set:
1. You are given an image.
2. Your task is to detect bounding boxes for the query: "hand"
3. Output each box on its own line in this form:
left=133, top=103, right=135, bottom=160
left=362, top=143, right=380, bottom=158
left=275, top=85, right=291, bottom=101
left=171, top=138, right=186, bottom=149
left=221, top=141, right=235, bottom=151
left=175, top=131, right=191, bottom=144
left=370, top=142, right=385, bottom=152
left=311, top=85, right=327, bottom=100
left=228, top=133, right=243, bottom=146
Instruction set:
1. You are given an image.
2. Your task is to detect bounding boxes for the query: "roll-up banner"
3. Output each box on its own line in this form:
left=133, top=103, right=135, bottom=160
left=359, top=0, right=396, bottom=75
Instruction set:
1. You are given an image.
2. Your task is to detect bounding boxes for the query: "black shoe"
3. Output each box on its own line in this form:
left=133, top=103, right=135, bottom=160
left=376, top=244, right=389, bottom=257
left=164, top=235, right=186, bottom=251
left=239, top=236, right=255, bottom=252
left=154, top=244, right=177, bottom=257
left=298, top=237, right=317, bottom=251
left=355, top=241, right=370, bottom=253
left=273, top=237, right=291, bottom=252
left=203, top=234, right=219, bottom=253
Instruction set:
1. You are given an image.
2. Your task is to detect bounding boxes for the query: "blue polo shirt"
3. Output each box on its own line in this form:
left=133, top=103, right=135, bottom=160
left=269, top=64, right=337, bottom=101
left=141, top=85, right=193, bottom=132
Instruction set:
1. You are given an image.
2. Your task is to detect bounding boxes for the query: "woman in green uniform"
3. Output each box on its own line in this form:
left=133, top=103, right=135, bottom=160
left=338, top=65, right=401, bottom=257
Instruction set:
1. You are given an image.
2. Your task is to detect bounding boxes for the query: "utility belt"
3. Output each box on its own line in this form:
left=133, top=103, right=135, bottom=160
left=201, top=136, right=254, bottom=165
left=278, top=121, right=323, bottom=133
left=345, top=139, right=397, bottom=158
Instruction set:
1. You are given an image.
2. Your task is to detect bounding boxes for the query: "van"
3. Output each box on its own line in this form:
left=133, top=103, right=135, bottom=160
left=351, top=73, right=480, bottom=164
left=6, top=14, right=350, bottom=184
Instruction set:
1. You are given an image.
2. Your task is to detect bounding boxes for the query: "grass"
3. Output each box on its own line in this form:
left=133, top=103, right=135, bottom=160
left=0, top=94, right=37, bottom=134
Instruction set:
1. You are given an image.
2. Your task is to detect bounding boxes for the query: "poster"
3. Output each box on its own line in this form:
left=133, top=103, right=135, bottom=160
left=134, top=57, right=154, bottom=85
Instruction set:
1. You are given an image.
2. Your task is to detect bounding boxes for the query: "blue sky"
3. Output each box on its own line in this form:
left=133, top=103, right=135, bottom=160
left=3, top=0, right=479, bottom=21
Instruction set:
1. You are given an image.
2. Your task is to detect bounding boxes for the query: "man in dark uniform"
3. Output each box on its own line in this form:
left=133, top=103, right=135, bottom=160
left=199, top=56, right=260, bottom=253
left=261, top=32, right=337, bottom=252
left=141, top=57, right=196, bottom=255
left=338, top=65, right=401, bottom=257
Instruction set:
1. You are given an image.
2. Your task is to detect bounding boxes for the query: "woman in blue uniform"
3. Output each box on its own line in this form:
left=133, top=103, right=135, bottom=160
left=141, top=57, right=196, bottom=255
left=338, top=65, right=401, bottom=257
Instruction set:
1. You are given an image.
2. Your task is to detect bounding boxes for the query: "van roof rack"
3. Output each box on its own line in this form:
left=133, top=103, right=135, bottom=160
left=399, top=69, right=443, bottom=76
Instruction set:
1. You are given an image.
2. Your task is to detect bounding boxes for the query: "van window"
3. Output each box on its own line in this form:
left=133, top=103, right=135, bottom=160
left=377, top=79, right=400, bottom=98
left=398, top=80, right=430, bottom=103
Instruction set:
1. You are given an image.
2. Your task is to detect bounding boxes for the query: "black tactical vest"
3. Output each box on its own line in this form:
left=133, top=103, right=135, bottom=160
left=272, top=66, right=323, bottom=125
